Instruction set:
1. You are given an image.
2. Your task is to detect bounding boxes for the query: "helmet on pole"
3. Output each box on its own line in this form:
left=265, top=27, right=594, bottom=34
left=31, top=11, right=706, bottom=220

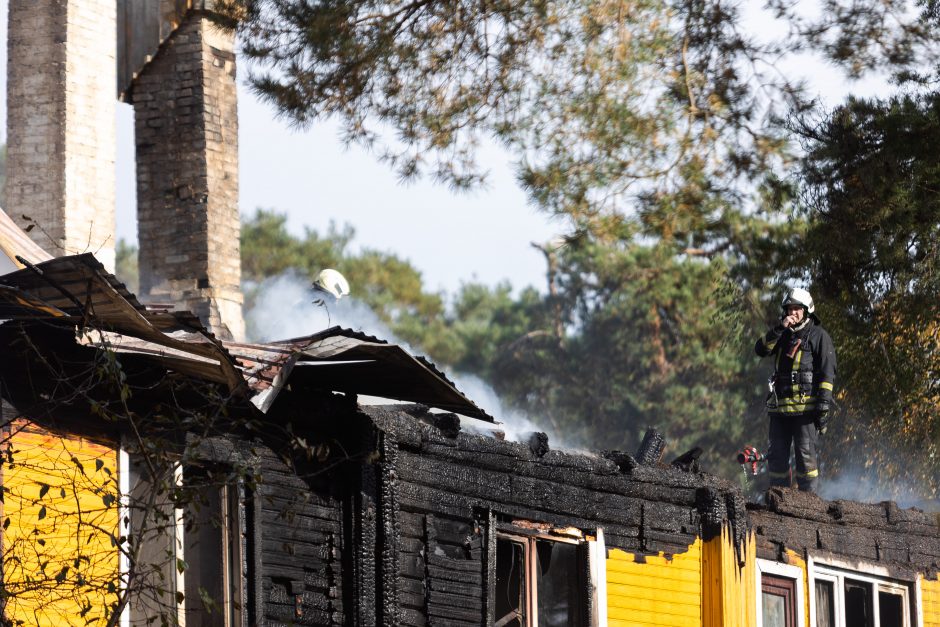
left=781, top=287, right=814, bottom=314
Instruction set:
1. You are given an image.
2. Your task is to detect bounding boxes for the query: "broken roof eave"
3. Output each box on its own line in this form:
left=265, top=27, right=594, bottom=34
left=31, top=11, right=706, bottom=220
left=237, top=331, right=495, bottom=421
left=0, top=254, right=495, bottom=423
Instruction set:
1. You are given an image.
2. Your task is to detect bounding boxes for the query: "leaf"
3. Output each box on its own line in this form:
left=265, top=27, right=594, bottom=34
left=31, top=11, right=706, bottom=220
left=176, top=558, right=188, bottom=574
left=37, top=505, right=46, bottom=520
left=71, top=456, right=85, bottom=474
left=198, top=586, right=218, bottom=614
left=54, top=565, right=69, bottom=583
left=95, top=458, right=104, bottom=472
left=38, top=483, right=49, bottom=499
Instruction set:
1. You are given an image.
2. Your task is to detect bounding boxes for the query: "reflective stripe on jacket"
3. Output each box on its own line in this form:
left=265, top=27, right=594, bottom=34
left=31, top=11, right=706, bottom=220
left=755, top=317, right=837, bottom=417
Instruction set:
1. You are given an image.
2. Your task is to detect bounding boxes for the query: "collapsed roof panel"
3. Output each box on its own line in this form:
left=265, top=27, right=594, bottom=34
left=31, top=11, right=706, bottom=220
left=0, top=254, right=244, bottom=392
left=0, top=254, right=494, bottom=422
left=221, top=329, right=494, bottom=420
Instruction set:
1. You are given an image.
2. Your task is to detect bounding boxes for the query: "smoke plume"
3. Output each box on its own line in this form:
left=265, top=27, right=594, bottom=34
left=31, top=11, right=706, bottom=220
left=244, top=272, right=568, bottom=448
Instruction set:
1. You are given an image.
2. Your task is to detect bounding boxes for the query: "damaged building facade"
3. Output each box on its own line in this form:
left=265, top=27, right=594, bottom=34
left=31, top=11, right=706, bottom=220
left=2, top=2, right=940, bottom=627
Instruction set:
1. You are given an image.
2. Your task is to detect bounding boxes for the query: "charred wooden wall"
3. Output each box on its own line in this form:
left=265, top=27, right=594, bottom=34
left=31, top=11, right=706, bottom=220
left=750, top=487, right=940, bottom=578
left=359, top=406, right=747, bottom=627
left=238, top=404, right=940, bottom=627
left=255, top=444, right=345, bottom=626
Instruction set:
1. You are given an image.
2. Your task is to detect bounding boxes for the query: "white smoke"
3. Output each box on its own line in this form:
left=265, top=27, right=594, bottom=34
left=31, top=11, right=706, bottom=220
left=244, top=272, right=572, bottom=449
left=450, top=373, right=585, bottom=452
left=820, top=468, right=939, bottom=511
left=245, top=272, right=411, bottom=349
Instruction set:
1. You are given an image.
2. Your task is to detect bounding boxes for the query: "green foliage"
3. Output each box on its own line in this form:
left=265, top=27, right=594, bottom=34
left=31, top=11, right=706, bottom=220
left=240, top=209, right=550, bottom=371
left=794, top=91, right=940, bottom=497
left=226, top=0, right=802, bottom=207
left=223, top=0, right=815, bottom=475
left=114, top=239, right=139, bottom=295
left=240, top=209, right=448, bottom=344
left=185, top=0, right=940, bottom=494
left=240, top=210, right=351, bottom=280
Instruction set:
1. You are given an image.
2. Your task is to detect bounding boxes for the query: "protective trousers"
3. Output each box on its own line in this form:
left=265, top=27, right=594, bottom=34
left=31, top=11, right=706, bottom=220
left=767, top=415, right=819, bottom=492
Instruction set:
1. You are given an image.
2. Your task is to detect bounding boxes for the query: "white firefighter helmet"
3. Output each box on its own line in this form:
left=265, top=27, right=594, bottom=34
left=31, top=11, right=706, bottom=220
left=781, top=287, right=814, bottom=314
left=314, top=269, right=350, bottom=300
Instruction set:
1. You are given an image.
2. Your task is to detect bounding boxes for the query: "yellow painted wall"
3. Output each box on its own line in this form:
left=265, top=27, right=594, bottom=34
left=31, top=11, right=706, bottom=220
left=701, top=527, right=756, bottom=627
left=606, top=538, right=703, bottom=626
left=923, top=574, right=940, bottom=627
left=2, top=420, right=119, bottom=626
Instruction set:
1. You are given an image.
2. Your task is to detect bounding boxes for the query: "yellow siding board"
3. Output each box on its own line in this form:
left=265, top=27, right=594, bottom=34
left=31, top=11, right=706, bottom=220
left=2, top=422, right=119, bottom=627
left=609, top=619, right=691, bottom=627
left=607, top=586, right=700, bottom=607
left=606, top=540, right=703, bottom=627
left=607, top=575, right=702, bottom=595
left=606, top=592, right=701, bottom=616
left=607, top=563, right=702, bottom=584
left=607, top=557, right=702, bottom=574
left=924, top=575, right=940, bottom=627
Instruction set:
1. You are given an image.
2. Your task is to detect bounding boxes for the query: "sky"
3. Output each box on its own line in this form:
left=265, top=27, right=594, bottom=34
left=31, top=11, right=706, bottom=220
left=0, top=2, right=890, bottom=295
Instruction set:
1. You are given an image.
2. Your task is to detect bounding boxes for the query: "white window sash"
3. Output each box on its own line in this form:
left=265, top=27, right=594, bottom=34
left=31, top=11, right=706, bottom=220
left=810, top=559, right=912, bottom=627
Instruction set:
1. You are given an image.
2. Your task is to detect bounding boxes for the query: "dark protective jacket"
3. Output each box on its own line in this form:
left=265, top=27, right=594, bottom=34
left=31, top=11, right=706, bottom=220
left=755, top=315, right=836, bottom=418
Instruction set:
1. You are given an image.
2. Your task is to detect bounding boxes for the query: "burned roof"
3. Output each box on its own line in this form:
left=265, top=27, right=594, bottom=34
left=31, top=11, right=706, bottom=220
left=361, top=404, right=751, bottom=554
left=750, top=487, right=940, bottom=577
left=0, top=254, right=493, bottom=421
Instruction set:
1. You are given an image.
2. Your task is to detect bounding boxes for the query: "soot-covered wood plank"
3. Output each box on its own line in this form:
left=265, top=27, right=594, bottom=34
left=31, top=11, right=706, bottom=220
left=398, top=479, right=643, bottom=547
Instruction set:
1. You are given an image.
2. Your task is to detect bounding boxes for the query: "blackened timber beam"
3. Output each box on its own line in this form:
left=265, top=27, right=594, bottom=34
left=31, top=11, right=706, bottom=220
left=378, top=431, right=401, bottom=627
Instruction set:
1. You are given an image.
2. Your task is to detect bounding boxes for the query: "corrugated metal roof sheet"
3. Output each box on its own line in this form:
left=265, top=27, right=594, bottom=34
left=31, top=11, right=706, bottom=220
left=221, top=329, right=494, bottom=418
left=0, top=254, right=494, bottom=422
left=0, top=253, right=244, bottom=392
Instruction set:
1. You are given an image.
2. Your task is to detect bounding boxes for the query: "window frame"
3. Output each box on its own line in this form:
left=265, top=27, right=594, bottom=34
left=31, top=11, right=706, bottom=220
left=756, top=558, right=806, bottom=627
left=182, top=471, right=249, bottom=627
left=808, top=558, right=915, bottom=627
left=492, top=522, right=605, bottom=627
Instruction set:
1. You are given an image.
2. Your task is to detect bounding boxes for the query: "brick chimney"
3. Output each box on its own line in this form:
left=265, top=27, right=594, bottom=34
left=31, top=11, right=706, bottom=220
left=126, top=12, right=244, bottom=340
left=5, top=0, right=117, bottom=271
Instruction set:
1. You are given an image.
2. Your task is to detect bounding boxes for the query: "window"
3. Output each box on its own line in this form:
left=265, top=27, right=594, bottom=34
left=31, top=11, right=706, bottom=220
left=812, top=566, right=911, bottom=627
left=763, top=575, right=798, bottom=627
left=757, top=560, right=805, bottom=627
left=124, top=458, right=253, bottom=627
left=184, top=481, right=247, bottom=627
left=494, top=530, right=594, bottom=627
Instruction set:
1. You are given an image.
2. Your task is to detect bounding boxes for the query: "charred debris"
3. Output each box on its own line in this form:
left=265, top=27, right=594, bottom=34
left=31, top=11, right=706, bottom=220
left=2, top=254, right=940, bottom=625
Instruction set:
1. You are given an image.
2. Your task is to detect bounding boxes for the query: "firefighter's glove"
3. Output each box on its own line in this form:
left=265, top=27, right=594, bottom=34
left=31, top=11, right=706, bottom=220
left=815, top=406, right=830, bottom=435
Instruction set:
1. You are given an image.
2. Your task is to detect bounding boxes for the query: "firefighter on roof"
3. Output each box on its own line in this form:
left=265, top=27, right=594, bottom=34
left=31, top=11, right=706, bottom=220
left=755, top=287, right=836, bottom=493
